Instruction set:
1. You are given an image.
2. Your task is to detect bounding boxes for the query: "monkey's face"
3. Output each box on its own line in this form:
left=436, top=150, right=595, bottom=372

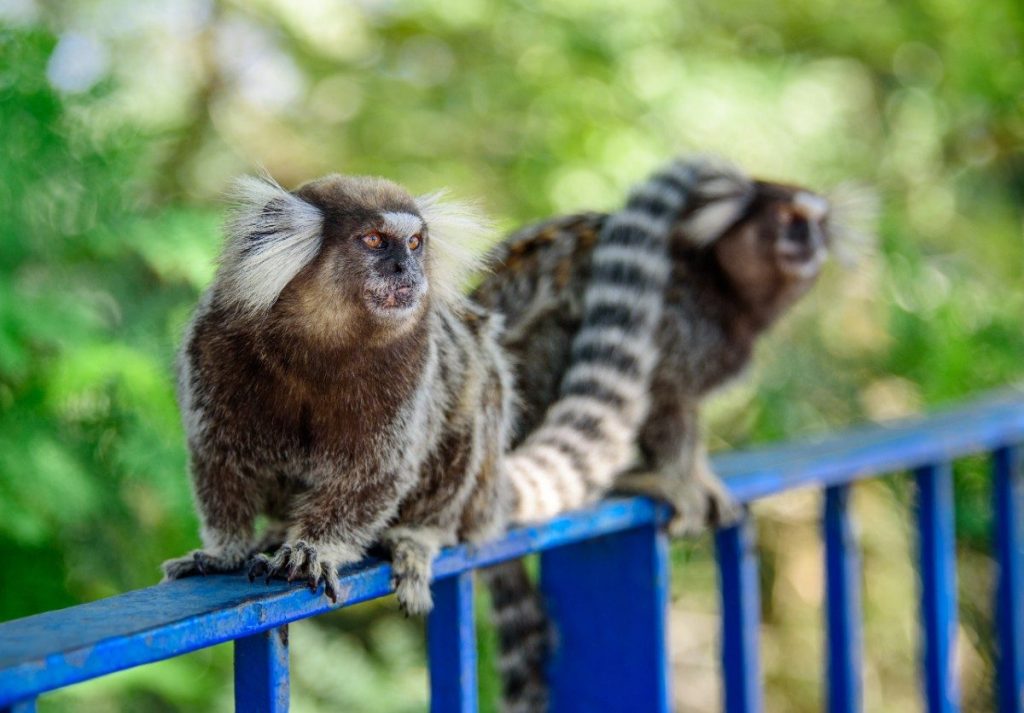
left=222, top=172, right=489, bottom=342
left=712, top=183, right=830, bottom=316
left=327, top=212, right=430, bottom=320
left=293, top=176, right=432, bottom=327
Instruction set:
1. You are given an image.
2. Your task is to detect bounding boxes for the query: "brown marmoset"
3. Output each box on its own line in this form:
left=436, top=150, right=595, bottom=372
left=472, top=156, right=874, bottom=710
left=161, top=174, right=512, bottom=615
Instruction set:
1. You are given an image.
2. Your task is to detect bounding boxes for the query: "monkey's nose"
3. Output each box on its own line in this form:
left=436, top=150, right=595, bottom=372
left=789, top=217, right=811, bottom=245
left=391, top=260, right=406, bottom=275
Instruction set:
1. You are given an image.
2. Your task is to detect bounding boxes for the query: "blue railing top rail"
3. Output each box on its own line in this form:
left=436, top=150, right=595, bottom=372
left=2, top=387, right=1023, bottom=707
left=717, top=387, right=1024, bottom=502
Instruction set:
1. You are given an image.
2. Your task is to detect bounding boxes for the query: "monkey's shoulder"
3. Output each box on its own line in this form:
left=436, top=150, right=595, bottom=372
left=478, top=213, right=604, bottom=285
left=471, top=213, right=607, bottom=330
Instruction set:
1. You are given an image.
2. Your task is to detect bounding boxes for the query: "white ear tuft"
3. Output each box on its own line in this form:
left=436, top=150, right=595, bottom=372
left=217, top=174, right=324, bottom=315
left=416, top=190, right=494, bottom=306
left=826, top=183, right=879, bottom=267
left=676, top=156, right=756, bottom=245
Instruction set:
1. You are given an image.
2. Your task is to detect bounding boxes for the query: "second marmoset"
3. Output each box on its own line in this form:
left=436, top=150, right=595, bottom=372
left=475, top=158, right=872, bottom=533
left=474, top=157, right=874, bottom=711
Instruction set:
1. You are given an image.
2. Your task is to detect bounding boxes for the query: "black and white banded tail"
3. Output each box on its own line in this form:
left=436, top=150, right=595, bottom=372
left=504, top=157, right=753, bottom=523
left=490, top=157, right=754, bottom=713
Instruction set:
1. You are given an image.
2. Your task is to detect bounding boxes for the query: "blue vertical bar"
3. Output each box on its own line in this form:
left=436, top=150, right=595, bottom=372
left=915, top=462, right=961, bottom=713
left=234, top=626, right=289, bottom=713
left=994, top=446, right=1024, bottom=713
left=716, top=514, right=763, bottom=713
left=540, top=523, right=671, bottom=713
left=1, top=699, right=37, bottom=713
left=427, top=571, right=477, bottom=713
left=824, top=484, right=863, bottom=713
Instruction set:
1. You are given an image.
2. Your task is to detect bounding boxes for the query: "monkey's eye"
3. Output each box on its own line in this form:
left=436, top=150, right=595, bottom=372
left=362, top=232, right=384, bottom=249
left=407, top=234, right=422, bottom=251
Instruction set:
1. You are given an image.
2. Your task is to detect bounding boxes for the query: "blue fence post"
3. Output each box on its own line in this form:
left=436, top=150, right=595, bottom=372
left=1, top=699, right=36, bottom=713
left=540, top=522, right=671, bottom=713
left=915, top=462, right=961, bottom=713
left=234, top=625, right=289, bottom=713
left=823, top=484, right=864, bottom=713
left=994, top=445, right=1024, bottom=713
left=716, top=514, right=763, bottom=713
left=427, top=571, right=477, bottom=713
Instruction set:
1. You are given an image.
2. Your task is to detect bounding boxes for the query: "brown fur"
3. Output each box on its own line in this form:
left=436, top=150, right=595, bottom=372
left=162, top=174, right=512, bottom=614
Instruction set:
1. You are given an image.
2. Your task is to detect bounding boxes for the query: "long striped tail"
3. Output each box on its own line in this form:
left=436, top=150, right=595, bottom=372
left=480, top=561, right=551, bottom=713
left=504, top=157, right=753, bottom=524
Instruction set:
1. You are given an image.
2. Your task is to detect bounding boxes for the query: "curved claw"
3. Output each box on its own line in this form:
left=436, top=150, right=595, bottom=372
left=287, top=543, right=315, bottom=582
left=162, top=555, right=200, bottom=581
left=323, top=567, right=341, bottom=603
left=246, top=541, right=342, bottom=602
left=163, top=549, right=244, bottom=582
left=247, top=554, right=271, bottom=582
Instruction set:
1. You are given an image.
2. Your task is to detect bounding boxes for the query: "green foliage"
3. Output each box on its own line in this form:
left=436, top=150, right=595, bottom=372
left=1, top=1, right=1021, bottom=710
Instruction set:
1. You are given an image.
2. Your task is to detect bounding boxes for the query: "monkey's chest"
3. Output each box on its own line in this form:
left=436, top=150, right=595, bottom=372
left=216, top=374, right=408, bottom=466
left=659, top=309, right=752, bottom=395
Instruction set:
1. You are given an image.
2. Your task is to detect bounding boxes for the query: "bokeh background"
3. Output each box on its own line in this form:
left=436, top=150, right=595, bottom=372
left=1, top=0, right=1022, bottom=711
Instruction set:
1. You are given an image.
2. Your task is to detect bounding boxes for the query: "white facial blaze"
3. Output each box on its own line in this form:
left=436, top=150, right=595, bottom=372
left=381, top=211, right=424, bottom=238
left=794, top=191, right=829, bottom=222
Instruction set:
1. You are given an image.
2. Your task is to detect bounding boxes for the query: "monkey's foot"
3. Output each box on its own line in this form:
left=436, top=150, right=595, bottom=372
left=614, top=469, right=743, bottom=537
left=161, top=550, right=245, bottom=581
left=246, top=541, right=343, bottom=603
left=389, top=539, right=436, bottom=617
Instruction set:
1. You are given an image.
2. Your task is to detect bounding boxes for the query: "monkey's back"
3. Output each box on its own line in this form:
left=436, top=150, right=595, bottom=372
left=472, top=214, right=602, bottom=443
left=472, top=213, right=756, bottom=447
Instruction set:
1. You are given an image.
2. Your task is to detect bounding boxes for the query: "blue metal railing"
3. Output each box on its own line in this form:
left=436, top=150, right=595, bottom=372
left=1, top=389, right=1022, bottom=712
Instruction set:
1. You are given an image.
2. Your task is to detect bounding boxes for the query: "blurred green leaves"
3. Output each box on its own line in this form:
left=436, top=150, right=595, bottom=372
left=0, top=1, right=1022, bottom=710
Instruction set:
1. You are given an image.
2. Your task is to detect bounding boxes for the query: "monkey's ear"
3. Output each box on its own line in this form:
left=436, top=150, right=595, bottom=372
left=675, top=156, right=756, bottom=246
left=416, top=190, right=494, bottom=306
left=217, top=174, right=324, bottom=315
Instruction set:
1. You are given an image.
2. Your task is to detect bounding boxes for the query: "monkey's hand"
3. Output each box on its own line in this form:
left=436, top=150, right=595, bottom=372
left=161, top=549, right=247, bottom=581
left=246, top=541, right=345, bottom=603
left=614, top=459, right=743, bottom=537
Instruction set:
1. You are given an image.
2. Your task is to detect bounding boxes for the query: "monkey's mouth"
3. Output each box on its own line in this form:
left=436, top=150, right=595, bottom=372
left=365, top=281, right=423, bottom=314
left=777, top=246, right=827, bottom=280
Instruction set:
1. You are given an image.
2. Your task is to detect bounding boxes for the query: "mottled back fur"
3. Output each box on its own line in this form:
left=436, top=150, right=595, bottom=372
left=498, top=159, right=757, bottom=524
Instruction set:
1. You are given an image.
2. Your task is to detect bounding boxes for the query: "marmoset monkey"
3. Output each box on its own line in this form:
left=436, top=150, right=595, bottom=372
left=473, top=156, right=874, bottom=710
left=161, top=174, right=511, bottom=613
